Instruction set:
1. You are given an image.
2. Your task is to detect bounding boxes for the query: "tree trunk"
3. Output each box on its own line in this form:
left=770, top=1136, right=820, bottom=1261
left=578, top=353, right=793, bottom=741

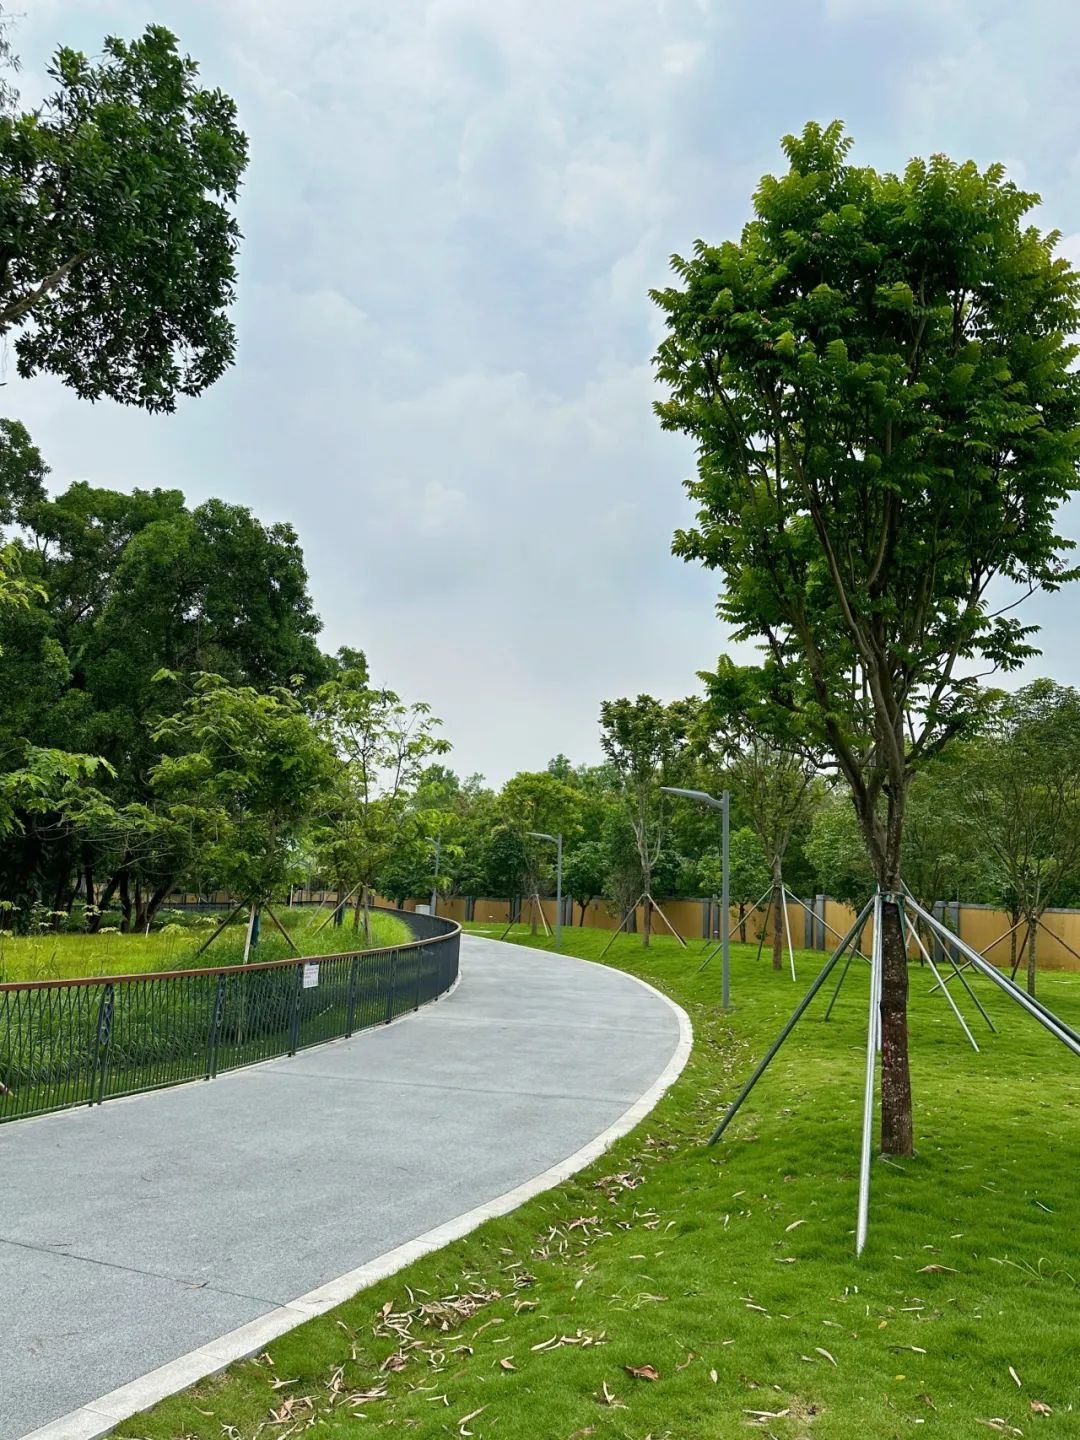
left=118, top=870, right=132, bottom=933
left=771, top=861, right=783, bottom=970
left=642, top=896, right=652, bottom=948
left=363, top=885, right=372, bottom=945
left=878, top=897, right=914, bottom=1156
left=1026, top=919, right=1038, bottom=998
left=738, top=900, right=747, bottom=942
left=579, top=900, right=587, bottom=925
left=138, top=881, right=172, bottom=932
left=849, top=774, right=914, bottom=1158
left=83, top=857, right=95, bottom=927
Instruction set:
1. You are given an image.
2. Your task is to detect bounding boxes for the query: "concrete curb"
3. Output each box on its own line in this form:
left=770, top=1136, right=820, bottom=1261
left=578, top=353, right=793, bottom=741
left=20, top=946, right=692, bottom=1440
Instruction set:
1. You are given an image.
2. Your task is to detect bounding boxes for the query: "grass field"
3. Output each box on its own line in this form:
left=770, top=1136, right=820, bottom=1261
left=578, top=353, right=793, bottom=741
left=114, top=924, right=1080, bottom=1440
left=0, top=906, right=412, bottom=983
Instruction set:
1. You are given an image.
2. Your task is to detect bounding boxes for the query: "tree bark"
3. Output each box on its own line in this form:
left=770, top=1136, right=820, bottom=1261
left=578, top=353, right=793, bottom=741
left=771, top=861, right=784, bottom=970
left=642, top=895, right=653, bottom=948
left=118, top=869, right=132, bottom=933
left=849, top=773, right=914, bottom=1157
left=1026, top=919, right=1038, bottom=998
left=738, top=900, right=748, bottom=941
left=878, top=897, right=914, bottom=1156
left=137, top=881, right=172, bottom=932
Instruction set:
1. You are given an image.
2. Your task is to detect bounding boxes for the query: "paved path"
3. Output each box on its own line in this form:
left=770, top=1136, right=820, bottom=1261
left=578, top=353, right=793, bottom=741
left=1, top=936, right=686, bottom=1439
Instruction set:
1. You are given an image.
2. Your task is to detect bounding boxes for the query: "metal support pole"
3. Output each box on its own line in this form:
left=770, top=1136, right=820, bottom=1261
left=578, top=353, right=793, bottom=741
left=206, top=974, right=227, bottom=1079
left=709, top=897, right=875, bottom=1145
left=555, top=833, right=563, bottom=953
left=898, top=901, right=979, bottom=1052
left=781, top=882, right=796, bottom=982
left=823, top=931, right=862, bottom=1021
left=856, top=894, right=883, bottom=1257
left=721, top=790, right=730, bottom=1010
left=909, top=897, right=1080, bottom=1057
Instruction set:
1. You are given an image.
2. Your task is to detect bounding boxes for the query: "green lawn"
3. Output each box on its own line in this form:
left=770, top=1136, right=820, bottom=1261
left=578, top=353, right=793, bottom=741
left=0, top=907, right=411, bottom=983
left=115, top=925, right=1080, bottom=1439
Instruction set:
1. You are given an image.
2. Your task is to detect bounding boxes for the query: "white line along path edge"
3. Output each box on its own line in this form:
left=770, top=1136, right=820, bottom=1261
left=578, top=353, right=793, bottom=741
left=22, top=949, right=693, bottom=1440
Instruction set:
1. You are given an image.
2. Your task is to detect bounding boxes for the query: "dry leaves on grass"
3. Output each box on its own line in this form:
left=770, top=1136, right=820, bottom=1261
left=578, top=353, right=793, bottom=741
left=596, top=1380, right=627, bottom=1408
left=459, top=1404, right=487, bottom=1435
left=1030, top=1400, right=1052, bottom=1415
left=624, top=1364, right=660, bottom=1381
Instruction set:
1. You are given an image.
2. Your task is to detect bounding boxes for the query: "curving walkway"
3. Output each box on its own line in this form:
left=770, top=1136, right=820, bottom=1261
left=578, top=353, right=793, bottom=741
left=1, top=934, right=689, bottom=1440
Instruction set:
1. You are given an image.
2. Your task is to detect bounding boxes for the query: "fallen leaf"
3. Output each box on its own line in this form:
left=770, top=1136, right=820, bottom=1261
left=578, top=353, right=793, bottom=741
left=785, top=1219, right=806, bottom=1232
left=1030, top=1400, right=1052, bottom=1416
left=709, top=1369, right=718, bottom=1383
left=459, top=1405, right=487, bottom=1436
left=596, top=1381, right=626, bottom=1408
left=815, top=1347, right=837, bottom=1366
left=568, top=1430, right=596, bottom=1439
left=918, top=1264, right=958, bottom=1274
left=1009, top=1366, right=1022, bottom=1388
left=676, top=1351, right=697, bottom=1371
left=499, top=1356, right=517, bottom=1371
left=625, top=1364, right=660, bottom=1381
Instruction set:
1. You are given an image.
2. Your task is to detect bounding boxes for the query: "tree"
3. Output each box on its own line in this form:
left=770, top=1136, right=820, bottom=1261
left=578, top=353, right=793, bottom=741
left=697, top=668, right=819, bottom=969
left=598, top=696, right=691, bottom=945
left=653, top=121, right=1080, bottom=1153
left=497, top=771, right=583, bottom=932
left=0, top=22, right=247, bottom=410
left=312, top=651, right=451, bottom=941
left=150, top=674, right=334, bottom=941
left=805, top=792, right=875, bottom=910
left=0, top=435, right=330, bottom=919
left=694, top=826, right=771, bottom=941
left=969, top=680, right=1080, bottom=995
left=562, top=840, right=607, bottom=924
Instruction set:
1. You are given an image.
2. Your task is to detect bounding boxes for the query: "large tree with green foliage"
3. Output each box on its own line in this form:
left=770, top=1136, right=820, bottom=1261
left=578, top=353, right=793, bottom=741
left=150, top=674, right=334, bottom=927
left=0, top=20, right=246, bottom=410
left=0, top=429, right=329, bottom=919
left=653, top=121, right=1080, bottom=1153
left=312, top=650, right=450, bottom=940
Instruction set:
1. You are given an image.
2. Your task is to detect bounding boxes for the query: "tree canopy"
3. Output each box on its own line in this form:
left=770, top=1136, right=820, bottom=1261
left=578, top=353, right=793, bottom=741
left=0, top=23, right=247, bottom=410
left=653, top=120, right=1080, bottom=1153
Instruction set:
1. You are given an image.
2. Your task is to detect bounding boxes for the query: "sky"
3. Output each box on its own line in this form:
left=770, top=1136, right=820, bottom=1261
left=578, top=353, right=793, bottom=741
left=7, top=0, right=1080, bottom=783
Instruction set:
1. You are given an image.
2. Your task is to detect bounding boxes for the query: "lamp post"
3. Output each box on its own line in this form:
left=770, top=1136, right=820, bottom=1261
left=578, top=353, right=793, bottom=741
left=527, top=830, right=563, bottom=951
left=661, top=786, right=730, bottom=1009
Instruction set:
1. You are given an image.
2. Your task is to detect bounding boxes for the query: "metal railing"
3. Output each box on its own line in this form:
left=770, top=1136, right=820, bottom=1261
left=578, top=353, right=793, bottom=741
left=0, top=908, right=460, bottom=1126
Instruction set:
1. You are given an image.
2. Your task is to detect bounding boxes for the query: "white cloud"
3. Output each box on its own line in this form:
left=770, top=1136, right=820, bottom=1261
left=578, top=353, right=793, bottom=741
left=7, top=0, right=1080, bottom=780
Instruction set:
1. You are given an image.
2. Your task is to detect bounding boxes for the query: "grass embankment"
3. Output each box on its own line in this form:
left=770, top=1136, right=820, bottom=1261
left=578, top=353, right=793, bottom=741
left=0, top=907, right=411, bottom=983
left=117, top=925, right=1080, bottom=1439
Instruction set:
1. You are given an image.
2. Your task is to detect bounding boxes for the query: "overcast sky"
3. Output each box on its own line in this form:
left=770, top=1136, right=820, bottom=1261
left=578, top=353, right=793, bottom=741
left=8, top=0, right=1080, bottom=783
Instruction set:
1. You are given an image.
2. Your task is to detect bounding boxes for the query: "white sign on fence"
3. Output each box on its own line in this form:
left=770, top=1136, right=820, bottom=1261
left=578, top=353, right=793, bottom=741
left=302, top=962, right=320, bottom=989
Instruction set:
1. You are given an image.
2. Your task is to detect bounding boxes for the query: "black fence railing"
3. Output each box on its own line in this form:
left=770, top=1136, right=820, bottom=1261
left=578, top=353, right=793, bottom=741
left=0, top=908, right=460, bottom=1126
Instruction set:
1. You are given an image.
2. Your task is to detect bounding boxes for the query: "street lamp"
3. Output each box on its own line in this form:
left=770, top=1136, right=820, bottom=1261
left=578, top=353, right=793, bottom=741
left=661, top=786, right=730, bottom=1009
left=526, top=831, right=563, bottom=951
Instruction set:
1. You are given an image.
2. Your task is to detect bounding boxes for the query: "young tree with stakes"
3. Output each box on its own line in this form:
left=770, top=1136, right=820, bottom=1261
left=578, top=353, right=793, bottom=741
left=653, top=121, right=1080, bottom=1153
left=599, top=695, right=692, bottom=946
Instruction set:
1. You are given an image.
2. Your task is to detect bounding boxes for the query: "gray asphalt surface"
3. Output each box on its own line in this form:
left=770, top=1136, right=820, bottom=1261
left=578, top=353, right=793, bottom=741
left=1, top=934, right=681, bottom=1439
